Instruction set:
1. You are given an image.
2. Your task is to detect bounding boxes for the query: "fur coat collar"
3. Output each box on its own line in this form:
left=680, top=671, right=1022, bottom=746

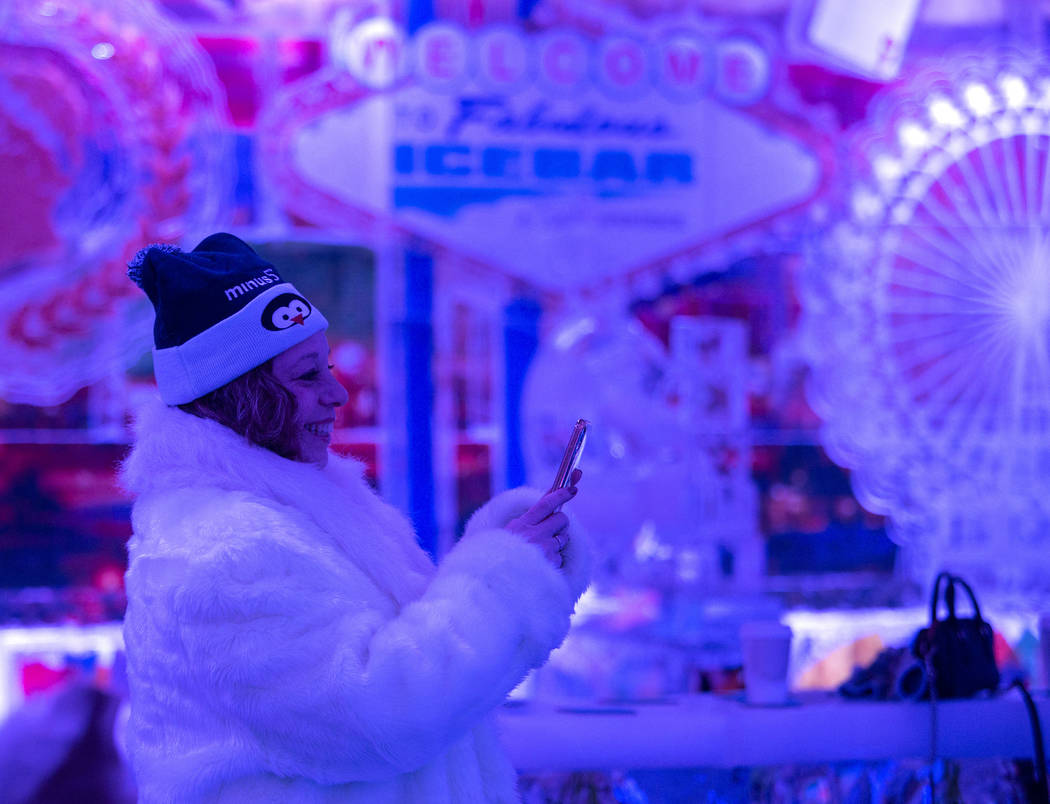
left=122, top=397, right=435, bottom=607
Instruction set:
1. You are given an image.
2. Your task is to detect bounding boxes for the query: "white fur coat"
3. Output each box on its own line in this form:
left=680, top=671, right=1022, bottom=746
left=120, top=399, right=591, bottom=803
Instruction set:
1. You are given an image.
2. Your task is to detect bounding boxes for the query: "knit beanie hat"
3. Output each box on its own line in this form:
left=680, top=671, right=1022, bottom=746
left=127, top=232, right=329, bottom=405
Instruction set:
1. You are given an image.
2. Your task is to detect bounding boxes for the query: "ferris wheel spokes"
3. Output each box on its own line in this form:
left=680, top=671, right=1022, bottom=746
left=918, top=329, right=1012, bottom=434
left=906, top=186, right=1014, bottom=278
left=891, top=221, right=1003, bottom=296
left=953, top=142, right=1010, bottom=228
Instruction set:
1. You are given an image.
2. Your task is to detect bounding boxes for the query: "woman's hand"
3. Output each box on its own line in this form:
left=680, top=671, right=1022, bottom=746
left=505, top=469, right=582, bottom=569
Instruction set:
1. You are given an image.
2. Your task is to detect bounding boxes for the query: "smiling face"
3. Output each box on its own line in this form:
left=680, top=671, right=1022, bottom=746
left=270, top=331, right=349, bottom=467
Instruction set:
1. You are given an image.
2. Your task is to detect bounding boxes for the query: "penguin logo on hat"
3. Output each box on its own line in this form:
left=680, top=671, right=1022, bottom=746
left=262, top=293, right=314, bottom=331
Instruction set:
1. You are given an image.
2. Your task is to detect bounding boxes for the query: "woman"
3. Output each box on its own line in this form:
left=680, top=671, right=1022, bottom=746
left=120, top=233, right=590, bottom=802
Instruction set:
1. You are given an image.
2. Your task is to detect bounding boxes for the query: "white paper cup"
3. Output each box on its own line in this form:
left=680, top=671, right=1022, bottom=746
left=740, top=620, right=793, bottom=705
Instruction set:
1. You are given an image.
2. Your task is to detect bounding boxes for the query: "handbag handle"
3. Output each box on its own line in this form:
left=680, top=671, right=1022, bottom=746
left=929, top=572, right=986, bottom=624
left=948, top=575, right=985, bottom=623
left=929, top=571, right=952, bottom=623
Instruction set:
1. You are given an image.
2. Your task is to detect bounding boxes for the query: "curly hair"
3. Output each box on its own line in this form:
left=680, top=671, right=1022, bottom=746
left=178, top=360, right=301, bottom=460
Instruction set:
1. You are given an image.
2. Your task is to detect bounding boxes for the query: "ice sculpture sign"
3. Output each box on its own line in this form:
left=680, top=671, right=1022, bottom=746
left=522, top=313, right=761, bottom=588
left=0, top=0, right=228, bottom=405
left=271, top=17, right=822, bottom=290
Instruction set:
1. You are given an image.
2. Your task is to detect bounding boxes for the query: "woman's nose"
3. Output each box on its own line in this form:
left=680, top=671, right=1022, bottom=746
left=324, top=371, right=350, bottom=408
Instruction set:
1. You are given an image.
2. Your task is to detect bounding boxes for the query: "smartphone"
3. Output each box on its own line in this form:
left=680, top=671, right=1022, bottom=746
left=550, top=419, right=589, bottom=492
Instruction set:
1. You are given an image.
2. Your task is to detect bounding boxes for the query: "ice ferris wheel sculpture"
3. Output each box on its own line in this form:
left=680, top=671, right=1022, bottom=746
left=800, top=54, right=1050, bottom=600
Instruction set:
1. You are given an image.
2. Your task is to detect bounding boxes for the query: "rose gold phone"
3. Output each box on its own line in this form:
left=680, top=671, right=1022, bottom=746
left=550, top=419, right=589, bottom=491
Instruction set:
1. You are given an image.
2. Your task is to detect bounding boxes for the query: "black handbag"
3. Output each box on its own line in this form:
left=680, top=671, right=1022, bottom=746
left=912, top=572, right=999, bottom=700
left=912, top=574, right=1048, bottom=802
